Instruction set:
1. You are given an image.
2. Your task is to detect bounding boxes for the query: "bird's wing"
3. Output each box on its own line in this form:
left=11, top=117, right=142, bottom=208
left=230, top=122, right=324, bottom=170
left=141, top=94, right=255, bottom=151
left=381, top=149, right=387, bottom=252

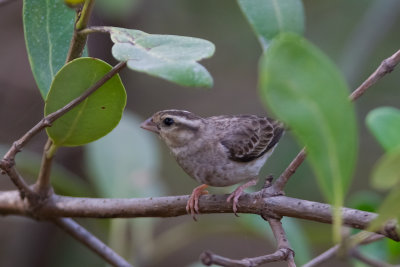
left=219, top=116, right=284, bottom=162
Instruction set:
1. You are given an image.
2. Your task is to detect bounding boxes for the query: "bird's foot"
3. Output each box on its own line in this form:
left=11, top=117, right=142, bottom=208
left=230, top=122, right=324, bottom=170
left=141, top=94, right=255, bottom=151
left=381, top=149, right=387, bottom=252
left=227, top=178, right=258, bottom=216
left=186, top=184, right=209, bottom=221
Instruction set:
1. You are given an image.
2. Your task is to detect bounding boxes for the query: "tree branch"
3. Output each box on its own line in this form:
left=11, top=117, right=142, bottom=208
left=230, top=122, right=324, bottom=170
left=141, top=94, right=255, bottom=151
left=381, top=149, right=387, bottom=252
left=303, top=233, right=385, bottom=267
left=53, top=218, right=132, bottom=267
left=350, top=249, right=393, bottom=267
left=0, top=190, right=398, bottom=241
left=270, top=148, right=306, bottom=193
left=200, top=217, right=295, bottom=267
left=350, top=49, right=400, bottom=101
left=35, top=139, right=57, bottom=195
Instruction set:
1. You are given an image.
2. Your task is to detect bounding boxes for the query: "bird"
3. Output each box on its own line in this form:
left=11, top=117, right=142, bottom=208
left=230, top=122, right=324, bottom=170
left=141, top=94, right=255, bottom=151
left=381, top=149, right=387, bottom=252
left=140, top=109, right=284, bottom=219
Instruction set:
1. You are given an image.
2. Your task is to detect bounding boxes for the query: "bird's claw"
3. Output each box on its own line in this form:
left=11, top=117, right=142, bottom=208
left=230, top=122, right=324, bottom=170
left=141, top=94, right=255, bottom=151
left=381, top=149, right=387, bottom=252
left=227, top=178, right=258, bottom=216
left=227, top=188, right=243, bottom=217
left=186, top=184, right=209, bottom=221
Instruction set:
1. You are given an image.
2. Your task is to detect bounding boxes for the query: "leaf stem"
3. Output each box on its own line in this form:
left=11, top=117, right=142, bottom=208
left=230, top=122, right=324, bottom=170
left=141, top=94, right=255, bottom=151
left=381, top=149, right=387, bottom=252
left=66, top=0, right=96, bottom=62
left=35, top=140, right=58, bottom=195
left=75, top=0, right=96, bottom=30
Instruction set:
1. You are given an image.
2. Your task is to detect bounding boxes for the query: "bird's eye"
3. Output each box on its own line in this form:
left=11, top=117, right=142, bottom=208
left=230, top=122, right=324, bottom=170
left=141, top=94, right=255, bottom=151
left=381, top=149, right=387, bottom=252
left=163, top=117, right=174, bottom=126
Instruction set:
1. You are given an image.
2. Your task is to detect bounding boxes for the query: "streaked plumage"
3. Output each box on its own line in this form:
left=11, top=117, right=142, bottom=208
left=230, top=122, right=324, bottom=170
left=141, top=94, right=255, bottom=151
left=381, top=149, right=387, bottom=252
left=141, top=109, right=284, bottom=218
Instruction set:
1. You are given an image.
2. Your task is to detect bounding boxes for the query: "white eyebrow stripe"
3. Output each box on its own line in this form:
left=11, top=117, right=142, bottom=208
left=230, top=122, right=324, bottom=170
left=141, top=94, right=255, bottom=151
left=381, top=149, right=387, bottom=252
left=171, top=116, right=201, bottom=128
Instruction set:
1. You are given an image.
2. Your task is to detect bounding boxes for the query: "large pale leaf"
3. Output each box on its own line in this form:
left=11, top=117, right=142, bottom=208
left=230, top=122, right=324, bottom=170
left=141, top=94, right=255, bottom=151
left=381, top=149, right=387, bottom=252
left=367, top=107, right=400, bottom=152
left=45, top=57, right=126, bottom=147
left=23, top=0, right=75, bottom=98
left=259, top=33, right=358, bottom=241
left=95, top=26, right=214, bottom=87
left=237, top=0, right=304, bottom=50
left=85, top=111, right=164, bottom=264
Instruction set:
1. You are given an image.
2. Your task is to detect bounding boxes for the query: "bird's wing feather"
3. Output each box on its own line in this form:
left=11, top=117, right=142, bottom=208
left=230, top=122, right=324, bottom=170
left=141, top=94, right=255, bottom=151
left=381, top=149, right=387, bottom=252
left=219, top=116, right=284, bottom=162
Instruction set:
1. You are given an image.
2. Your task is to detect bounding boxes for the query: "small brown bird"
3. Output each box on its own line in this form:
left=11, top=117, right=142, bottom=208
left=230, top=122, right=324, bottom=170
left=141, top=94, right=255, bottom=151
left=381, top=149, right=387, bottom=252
left=141, top=110, right=284, bottom=219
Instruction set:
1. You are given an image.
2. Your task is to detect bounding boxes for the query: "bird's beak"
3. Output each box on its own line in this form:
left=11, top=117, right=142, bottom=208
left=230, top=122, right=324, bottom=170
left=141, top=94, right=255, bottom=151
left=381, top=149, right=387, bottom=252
left=140, top=118, right=159, bottom=133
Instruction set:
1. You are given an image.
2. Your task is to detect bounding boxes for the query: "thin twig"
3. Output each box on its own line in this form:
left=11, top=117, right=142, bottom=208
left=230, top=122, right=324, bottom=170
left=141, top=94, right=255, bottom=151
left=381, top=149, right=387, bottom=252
left=2, top=167, right=34, bottom=199
left=53, top=218, right=132, bottom=267
left=267, top=217, right=295, bottom=266
left=303, top=233, right=385, bottom=267
left=200, top=217, right=295, bottom=267
left=350, top=249, right=393, bottom=267
left=350, top=49, right=400, bottom=101
left=201, top=249, right=291, bottom=267
left=35, top=139, right=56, bottom=195
left=271, top=148, right=306, bottom=192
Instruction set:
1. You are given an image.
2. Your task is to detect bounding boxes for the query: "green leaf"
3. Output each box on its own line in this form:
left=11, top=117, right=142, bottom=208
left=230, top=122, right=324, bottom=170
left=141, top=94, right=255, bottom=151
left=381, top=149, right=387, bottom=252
left=85, top=111, right=164, bottom=264
left=23, top=0, right=75, bottom=98
left=388, top=238, right=400, bottom=262
left=237, top=0, right=305, bottom=50
left=366, top=107, right=400, bottom=152
left=371, top=148, right=400, bottom=190
left=45, top=57, right=126, bottom=147
left=369, top=186, right=400, bottom=233
left=259, top=33, right=358, bottom=241
left=97, top=26, right=214, bottom=88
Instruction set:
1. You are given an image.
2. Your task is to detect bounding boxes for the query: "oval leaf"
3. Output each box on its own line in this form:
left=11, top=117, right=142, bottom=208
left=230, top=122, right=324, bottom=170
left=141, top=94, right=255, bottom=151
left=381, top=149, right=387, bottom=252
left=23, top=0, right=75, bottom=98
left=237, top=0, right=305, bottom=50
left=259, top=33, right=358, bottom=240
left=366, top=107, right=400, bottom=152
left=45, top=57, right=126, bottom=147
left=96, top=27, right=214, bottom=87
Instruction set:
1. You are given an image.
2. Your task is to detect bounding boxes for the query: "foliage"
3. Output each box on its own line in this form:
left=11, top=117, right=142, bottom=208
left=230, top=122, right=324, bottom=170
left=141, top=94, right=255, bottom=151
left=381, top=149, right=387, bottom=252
left=1, top=0, right=398, bottom=266
left=104, top=26, right=215, bottom=87
left=240, top=0, right=357, bottom=242
left=23, top=0, right=76, bottom=98
left=367, top=107, right=400, bottom=234
left=45, top=57, right=126, bottom=147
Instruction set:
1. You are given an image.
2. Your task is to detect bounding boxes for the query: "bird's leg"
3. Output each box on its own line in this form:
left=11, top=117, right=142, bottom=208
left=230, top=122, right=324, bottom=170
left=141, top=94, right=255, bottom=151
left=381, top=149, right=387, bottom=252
left=227, top=178, right=258, bottom=216
left=186, top=184, right=209, bottom=220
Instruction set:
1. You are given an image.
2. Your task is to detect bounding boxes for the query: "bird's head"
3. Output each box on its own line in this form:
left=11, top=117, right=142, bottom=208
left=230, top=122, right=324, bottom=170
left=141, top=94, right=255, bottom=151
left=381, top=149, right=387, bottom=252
left=141, top=110, right=204, bottom=148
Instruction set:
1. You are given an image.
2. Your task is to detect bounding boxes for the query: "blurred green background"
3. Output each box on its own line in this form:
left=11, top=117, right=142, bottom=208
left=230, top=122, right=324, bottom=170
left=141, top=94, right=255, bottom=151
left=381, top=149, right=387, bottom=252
left=1, top=0, right=400, bottom=266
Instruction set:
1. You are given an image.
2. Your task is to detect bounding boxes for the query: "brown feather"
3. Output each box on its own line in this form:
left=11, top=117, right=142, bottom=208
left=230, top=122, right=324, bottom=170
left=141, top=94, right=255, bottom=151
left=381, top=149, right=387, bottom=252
left=217, top=115, right=284, bottom=162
